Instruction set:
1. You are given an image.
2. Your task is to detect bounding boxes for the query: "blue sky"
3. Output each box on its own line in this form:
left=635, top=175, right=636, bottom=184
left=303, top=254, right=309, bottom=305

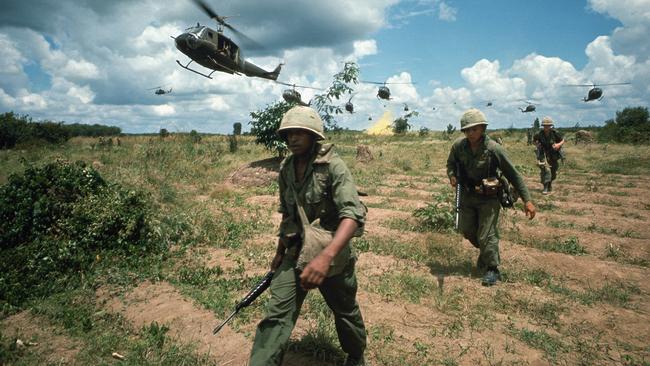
left=0, top=0, right=648, bottom=133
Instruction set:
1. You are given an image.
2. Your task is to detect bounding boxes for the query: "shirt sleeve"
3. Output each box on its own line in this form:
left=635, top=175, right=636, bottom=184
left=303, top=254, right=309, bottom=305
left=493, top=145, right=532, bottom=203
left=554, top=130, right=564, bottom=143
left=329, top=158, right=366, bottom=227
left=446, top=141, right=459, bottom=179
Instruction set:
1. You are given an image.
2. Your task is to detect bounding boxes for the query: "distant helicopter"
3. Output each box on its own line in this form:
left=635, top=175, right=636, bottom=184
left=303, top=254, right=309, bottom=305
left=368, top=115, right=373, bottom=121
left=173, top=0, right=282, bottom=80
left=148, top=86, right=172, bottom=95
left=276, top=82, right=321, bottom=107
left=519, top=100, right=537, bottom=113
left=345, top=94, right=356, bottom=113
left=563, top=82, right=631, bottom=102
left=360, top=80, right=415, bottom=100
left=485, top=101, right=493, bottom=107
left=403, top=103, right=409, bottom=111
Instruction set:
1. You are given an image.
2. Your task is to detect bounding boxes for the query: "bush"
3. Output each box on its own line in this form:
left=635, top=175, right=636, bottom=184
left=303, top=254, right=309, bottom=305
left=598, top=107, right=650, bottom=144
left=0, top=160, right=160, bottom=309
left=413, top=194, right=454, bottom=232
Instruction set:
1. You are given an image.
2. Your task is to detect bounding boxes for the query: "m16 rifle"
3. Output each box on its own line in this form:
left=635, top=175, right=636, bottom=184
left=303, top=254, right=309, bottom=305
left=455, top=161, right=462, bottom=231
left=213, top=271, right=275, bottom=334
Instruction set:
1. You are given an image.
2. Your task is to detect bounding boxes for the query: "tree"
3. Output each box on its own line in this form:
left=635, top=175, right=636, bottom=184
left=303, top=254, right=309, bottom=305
left=249, top=101, right=293, bottom=157
left=159, top=128, right=169, bottom=138
left=616, top=106, right=649, bottom=128
left=233, top=122, right=242, bottom=135
left=446, top=123, right=456, bottom=135
left=393, top=111, right=419, bottom=134
left=249, top=62, right=360, bottom=156
left=312, top=62, right=359, bottom=131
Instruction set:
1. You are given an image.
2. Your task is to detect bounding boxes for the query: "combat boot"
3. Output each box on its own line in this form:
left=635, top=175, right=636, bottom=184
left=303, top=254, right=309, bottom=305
left=548, top=182, right=553, bottom=192
left=344, top=355, right=366, bottom=366
left=481, top=267, right=500, bottom=286
left=542, top=183, right=549, bottom=195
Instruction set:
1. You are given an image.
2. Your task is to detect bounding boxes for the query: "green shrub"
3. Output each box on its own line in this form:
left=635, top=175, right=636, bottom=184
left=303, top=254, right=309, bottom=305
left=413, top=194, right=454, bottom=232
left=0, top=160, right=160, bottom=309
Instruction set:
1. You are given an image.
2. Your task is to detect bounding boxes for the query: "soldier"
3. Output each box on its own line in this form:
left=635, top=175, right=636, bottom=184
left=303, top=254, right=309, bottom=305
left=526, top=128, right=533, bottom=145
left=447, top=109, right=536, bottom=286
left=533, top=116, right=565, bottom=194
left=249, top=106, right=368, bottom=366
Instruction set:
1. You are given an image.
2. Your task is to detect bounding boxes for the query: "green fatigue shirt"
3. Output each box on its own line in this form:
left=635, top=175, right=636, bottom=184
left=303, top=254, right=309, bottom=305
left=277, top=143, right=366, bottom=239
left=446, top=135, right=532, bottom=203
left=533, top=129, right=564, bottom=154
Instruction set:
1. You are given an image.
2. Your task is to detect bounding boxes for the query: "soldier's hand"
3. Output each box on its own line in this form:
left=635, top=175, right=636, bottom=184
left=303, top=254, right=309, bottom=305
left=524, top=201, right=536, bottom=220
left=270, top=252, right=284, bottom=271
left=299, top=253, right=332, bottom=290
left=450, top=176, right=457, bottom=188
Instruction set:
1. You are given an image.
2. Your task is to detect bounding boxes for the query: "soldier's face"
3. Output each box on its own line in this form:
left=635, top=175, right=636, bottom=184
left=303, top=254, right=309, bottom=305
left=286, top=129, right=315, bottom=156
left=463, top=125, right=485, bottom=144
left=543, top=125, right=551, bottom=133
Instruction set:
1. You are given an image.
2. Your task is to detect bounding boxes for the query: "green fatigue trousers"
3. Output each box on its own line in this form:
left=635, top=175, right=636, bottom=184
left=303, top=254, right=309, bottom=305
left=539, top=155, right=560, bottom=184
left=249, top=254, right=367, bottom=366
left=459, top=192, right=501, bottom=269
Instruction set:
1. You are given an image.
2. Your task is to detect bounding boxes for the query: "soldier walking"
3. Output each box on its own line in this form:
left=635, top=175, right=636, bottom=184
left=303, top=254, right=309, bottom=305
left=447, top=109, right=536, bottom=286
left=249, top=106, right=368, bottom=366
left=533, top=116, right=565, bottom=194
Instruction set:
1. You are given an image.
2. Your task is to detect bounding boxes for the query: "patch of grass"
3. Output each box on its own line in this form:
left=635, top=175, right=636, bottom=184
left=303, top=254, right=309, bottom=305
left=289, top=295, right=344, bottom=364
left=595, top=197, right=623, bottom=207
left=540, top=236, right=587, bottom=255
left=621, top=211, right=643, bottom=220
left=537, top=200, right=558, bottom=211
left=369, top=324, right=395, bottom=345
left=176, top=266, right=223, bottom=288
left=579, top=281, right=642, bottom=307
left=587, top=223, right=640, bottom=238
left=511, top=327, right=565, bottom=360
left=607, top=190, right=629, bottom=196
left=547, top=219, right=575, bottom=229
left=564, top=208, right=586, bottom=216
left=367, top=272, right=436, bottom=304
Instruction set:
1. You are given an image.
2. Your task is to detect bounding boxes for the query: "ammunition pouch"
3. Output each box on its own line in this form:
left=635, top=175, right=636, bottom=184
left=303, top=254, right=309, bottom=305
left=474, top=177, right=501, bottom=196
left=497, top=176, right=518, bottom=208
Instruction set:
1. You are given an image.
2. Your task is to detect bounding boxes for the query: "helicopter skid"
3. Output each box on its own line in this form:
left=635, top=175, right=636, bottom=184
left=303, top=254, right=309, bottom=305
left=206, top=56, right=241, bottom=76
left=176, top=60, right=216, bottom=79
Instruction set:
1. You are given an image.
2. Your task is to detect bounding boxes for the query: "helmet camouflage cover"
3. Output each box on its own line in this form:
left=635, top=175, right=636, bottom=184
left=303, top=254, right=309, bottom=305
left=542, top=116, right=554, bottom=126
left=277, top=106, right=325, bottom=140
left=460, top=108, right=488, bottom=130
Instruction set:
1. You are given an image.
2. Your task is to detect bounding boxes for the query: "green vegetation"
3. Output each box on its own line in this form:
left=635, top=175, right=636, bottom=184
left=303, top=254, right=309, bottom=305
left=598, top=106, right=650, bottom=144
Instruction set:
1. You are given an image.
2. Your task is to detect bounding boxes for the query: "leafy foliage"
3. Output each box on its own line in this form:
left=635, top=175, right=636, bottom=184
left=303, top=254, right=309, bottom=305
left=249, top=101, right=293, bottom=156
left=393, top=111, right=420, bottom=134
left=159, top=128, right=169, bottom=138
left=413, top=193, right=454, bottom=232
left=598, top=106, right=650, bottom=144
left=233, top=122, right=242, bottom=135
left=312, top=62, right=360, bottom=131
left=0, top=160, right=160, bottom=309
left=0, top=112, right=120, bottom=149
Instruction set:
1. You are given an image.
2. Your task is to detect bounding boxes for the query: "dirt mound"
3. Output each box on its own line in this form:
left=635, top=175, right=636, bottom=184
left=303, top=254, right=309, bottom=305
left=99, top=281, right=250, bottom=365
left=1, top=311, right=81, bottom=364
left=229, top=157, right=282, bottom=187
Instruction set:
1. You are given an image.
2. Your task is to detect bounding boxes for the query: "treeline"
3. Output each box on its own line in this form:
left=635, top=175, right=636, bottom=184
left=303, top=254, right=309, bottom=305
left=598, top=106, right=650, bottom=144
left=0, top=112, right=121, bottom=149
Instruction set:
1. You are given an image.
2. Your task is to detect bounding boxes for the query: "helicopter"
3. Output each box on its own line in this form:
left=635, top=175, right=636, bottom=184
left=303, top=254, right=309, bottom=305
left=174, top=0, right=282, bottom=81
left=148, top=86, right=172, bottom=95
left=519, top=100, right=537, bottom=113
left=276, top=82, right=322, bottom=107
left=563, top=82, right=631, bottom=102
left=360, top=80, right=415, bottom=100
left=345, top=94, right=356, bottom=113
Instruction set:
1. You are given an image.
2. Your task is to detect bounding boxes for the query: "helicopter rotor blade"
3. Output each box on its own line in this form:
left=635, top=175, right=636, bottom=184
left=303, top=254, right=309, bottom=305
left=192, top=0, right=223, bottom=24
left=275, top=81, right=323, bottom=90
left=192, top=0, right=264, bottom=50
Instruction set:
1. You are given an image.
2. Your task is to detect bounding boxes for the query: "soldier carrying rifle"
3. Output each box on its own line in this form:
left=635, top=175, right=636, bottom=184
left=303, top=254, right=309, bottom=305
left=447, top=109, right=536, bottom=286
left=533, top=116, right=566, bottom=195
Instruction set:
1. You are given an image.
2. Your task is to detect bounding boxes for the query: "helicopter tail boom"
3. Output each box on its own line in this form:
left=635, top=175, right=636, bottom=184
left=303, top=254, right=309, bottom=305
left=265, top=63, right=283, bottom=81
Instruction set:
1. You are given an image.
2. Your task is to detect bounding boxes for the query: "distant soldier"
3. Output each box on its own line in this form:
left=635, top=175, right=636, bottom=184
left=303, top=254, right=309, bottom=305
left=526, top=128, right=533, bottom=145
left=447, top=109, right=536, bottom=286
left=249, top=106, right=368, bottom=366
left=533, top=116, right=565, bottom=194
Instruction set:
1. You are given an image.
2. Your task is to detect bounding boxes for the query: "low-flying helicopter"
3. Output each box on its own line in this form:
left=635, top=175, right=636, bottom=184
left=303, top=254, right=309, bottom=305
left=148, top=86, right=172, bottom=95
left=174, top=0, right=282, bottom=80
left=563, top=82, right=631, bottom=102
left=519, top=100, right=537, bottom=113
left=276, top=81, right=322, bottom=106
left=360, top=80, right=415, bottom=100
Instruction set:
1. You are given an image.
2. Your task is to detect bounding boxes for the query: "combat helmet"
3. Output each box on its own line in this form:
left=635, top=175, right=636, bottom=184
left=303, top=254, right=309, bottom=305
left=541, top=116, right=554, bottom=126
left=277, top=106, right=325, bottom=140
left=460, top=108, right=488, bottom=131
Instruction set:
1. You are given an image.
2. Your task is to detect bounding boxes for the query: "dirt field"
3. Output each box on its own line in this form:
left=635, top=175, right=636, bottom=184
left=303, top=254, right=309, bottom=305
left=1, top=134, right=648, bottom=365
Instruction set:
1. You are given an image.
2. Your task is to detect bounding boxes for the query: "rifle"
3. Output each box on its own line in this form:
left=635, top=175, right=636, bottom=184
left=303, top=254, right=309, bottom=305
left=213, top=271, right=275, bottom=334
left=455, top=161, right=462, bottom=231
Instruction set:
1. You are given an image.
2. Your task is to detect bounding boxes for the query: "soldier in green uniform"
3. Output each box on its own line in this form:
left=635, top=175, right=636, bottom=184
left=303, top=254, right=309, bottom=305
left=447, top=109, right=537, bottom=286
left=249, top=106, right=368, bottom=366
left=533, top=116, right=565, bottom=194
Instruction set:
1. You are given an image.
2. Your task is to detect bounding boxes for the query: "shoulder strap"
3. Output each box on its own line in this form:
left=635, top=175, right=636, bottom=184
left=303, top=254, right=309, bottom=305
left=292, top=189, right=310, bottom=227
